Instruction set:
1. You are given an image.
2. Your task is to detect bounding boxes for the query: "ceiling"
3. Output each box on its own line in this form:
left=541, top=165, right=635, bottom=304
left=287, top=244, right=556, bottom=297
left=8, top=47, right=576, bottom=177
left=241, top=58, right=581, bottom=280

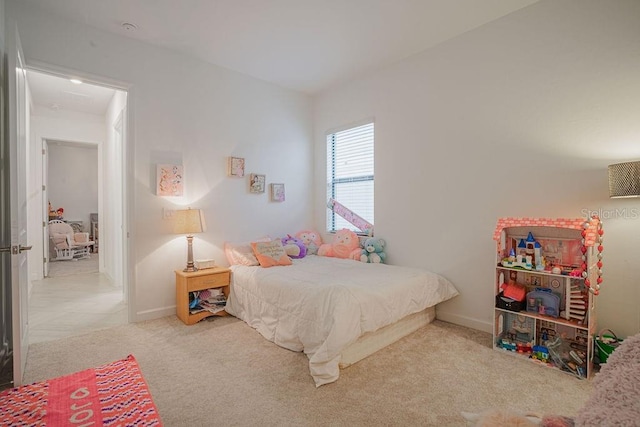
left=24, top=0, right=538, bottom=96
left=27, top=70, right=116, bottom=116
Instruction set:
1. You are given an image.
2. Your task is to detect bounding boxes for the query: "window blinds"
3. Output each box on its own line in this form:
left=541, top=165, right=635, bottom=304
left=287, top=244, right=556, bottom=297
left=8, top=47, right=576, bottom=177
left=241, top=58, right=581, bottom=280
left=326, top=122, right=374, bottom=233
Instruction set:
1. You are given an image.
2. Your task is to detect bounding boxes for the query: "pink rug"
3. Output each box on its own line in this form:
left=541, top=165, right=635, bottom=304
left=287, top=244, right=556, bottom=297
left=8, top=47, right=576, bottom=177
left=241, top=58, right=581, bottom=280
left=0, top=355, right=162, bottom=426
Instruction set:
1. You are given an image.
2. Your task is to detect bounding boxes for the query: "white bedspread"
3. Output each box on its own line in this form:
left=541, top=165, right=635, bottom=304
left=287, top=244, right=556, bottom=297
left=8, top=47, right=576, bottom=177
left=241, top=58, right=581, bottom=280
left=225, top=256, right=459, bottom=386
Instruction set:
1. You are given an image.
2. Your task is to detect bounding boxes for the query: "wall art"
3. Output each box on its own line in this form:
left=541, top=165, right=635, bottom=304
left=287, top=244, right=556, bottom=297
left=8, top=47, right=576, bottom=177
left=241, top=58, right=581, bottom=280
left=249, top=173, right=265, bottom=193
left=228, top=156, right=245, bottom=177
left=157, top=164, right=183, bottom=196
left=270, top=183, right=285, bottom=202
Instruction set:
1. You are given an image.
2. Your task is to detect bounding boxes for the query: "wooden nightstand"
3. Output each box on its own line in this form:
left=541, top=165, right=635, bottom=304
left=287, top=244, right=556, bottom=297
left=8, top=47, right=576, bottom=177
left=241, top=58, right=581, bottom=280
left=175, top=267, right=231, bottom=325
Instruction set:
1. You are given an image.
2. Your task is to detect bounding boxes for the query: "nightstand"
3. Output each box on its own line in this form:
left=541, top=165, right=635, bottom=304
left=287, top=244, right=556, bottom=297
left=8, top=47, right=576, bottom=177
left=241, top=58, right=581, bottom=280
left=175, top=267, right=231, bottom=325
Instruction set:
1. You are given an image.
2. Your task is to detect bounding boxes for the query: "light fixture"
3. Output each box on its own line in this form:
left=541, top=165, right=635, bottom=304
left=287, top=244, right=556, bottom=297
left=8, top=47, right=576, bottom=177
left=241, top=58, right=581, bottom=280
left=121, top=22, right=138, bottom=31
left=608, top=161, right=640, bottom=198
left=69, top=78, right=83, bottom=84
left=173, top=208, right=206, bottom=272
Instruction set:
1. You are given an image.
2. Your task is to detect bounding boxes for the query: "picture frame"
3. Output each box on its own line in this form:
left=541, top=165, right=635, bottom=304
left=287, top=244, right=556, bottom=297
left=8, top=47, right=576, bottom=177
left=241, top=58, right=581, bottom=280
left=270, top=183, right=285, bottom=202
left=249, top=174, right=265, bottom=193
left=227, top=156, right=245, bottom=177
left=156, top=164, right=183, bottom=196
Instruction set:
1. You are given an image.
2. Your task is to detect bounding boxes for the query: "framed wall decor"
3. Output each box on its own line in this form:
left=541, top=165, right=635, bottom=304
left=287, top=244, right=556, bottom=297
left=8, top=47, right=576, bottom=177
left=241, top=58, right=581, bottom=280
left=156, top=164, right=183, bottom=196
left=249, top=174, right=265, bottom=193
left=270, top=183, right=285, bottom=202
left=228, top=156, right=245, bottom=177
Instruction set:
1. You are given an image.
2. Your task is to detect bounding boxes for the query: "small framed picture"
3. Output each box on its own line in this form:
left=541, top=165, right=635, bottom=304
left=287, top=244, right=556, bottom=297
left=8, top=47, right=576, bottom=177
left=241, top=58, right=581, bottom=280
left=249, top=174, right=265, bottom=193
left=228, top=156, right=245, bottom=177
left=156, top=164, right=183, bottom=196
left=270, top=183, right=285, bottom=202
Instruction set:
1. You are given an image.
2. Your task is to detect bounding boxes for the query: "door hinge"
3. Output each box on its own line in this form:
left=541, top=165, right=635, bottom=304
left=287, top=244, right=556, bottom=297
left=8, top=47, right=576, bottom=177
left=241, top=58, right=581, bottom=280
left=42, top=185, right=46, bottom=191
left=42, top=148, right=45, bottom=155
left=44, top=257, right=46, bottom=263
left=43, top=221, right=45, bottom=227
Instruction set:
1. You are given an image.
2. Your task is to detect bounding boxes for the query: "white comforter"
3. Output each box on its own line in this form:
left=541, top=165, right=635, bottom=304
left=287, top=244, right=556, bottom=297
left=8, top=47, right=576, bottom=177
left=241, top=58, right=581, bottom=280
left=225, top=256, right=459, bottom=386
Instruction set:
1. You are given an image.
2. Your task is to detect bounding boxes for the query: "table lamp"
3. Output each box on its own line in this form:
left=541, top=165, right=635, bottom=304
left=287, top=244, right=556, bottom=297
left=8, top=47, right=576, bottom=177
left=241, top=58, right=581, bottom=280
left=174, top=208, right=206, bottom=272
left=608, top=161, right=640, bottom=198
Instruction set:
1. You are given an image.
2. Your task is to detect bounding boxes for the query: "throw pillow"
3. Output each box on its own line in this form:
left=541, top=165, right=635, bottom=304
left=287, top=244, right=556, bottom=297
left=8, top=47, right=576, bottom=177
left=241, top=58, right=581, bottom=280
left=251, top=240, right=292, bottom=267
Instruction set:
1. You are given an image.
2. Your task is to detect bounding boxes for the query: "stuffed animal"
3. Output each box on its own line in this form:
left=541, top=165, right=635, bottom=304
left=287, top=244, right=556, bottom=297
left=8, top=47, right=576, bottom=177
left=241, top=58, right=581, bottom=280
left=360, top=237, right=386, bottom=263
left=295, top=230, right=323, bottom=255
left=281, top=235, right=306, bottom=259
left=317, top=228, right=361, bottom=259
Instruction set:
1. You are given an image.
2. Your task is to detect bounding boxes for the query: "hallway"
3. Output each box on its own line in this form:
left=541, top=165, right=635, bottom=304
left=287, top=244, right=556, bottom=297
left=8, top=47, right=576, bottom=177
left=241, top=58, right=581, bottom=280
left=29, top=261, right=127, bottom=344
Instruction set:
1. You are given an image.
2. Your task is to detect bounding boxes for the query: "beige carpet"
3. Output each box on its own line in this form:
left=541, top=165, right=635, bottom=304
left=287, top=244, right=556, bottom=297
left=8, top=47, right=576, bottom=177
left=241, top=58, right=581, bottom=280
left=48, top=254, right=98, bottom=277
left=24, top=317, right=593, bottom=426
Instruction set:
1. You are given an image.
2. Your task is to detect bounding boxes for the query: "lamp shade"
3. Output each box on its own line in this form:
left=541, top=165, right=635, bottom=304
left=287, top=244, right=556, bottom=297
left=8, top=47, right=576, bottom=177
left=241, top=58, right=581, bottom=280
left=174, top=208, right=206, bottom=235
left=608, top=161, right=640, bottom=198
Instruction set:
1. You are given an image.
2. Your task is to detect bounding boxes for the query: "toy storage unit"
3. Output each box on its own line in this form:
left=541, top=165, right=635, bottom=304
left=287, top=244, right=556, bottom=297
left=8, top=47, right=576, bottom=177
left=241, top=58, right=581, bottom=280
left=492, top=217, right=603, bottom=379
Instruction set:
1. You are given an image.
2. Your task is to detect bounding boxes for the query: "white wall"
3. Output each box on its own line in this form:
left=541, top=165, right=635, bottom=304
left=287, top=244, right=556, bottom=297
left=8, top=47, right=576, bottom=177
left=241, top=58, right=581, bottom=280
left=47, top=143, right=98, bottom=231
left=8, top=2, right=314, bottom=321
left=28, top=106, right=105, bottom=280
left=314, top=0, right=640, bottom=337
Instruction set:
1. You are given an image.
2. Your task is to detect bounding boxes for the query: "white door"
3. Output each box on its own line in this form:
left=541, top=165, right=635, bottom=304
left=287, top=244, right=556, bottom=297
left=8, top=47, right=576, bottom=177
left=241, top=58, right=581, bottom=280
left=42, top=140, right=49, bottom=277
left=0, top=26, right=11, bottom=389
left=7, top=27, right=30, bottom=387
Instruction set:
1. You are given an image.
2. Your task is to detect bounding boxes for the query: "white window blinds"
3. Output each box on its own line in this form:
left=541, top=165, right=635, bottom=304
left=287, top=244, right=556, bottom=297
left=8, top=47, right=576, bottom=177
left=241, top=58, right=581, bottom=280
left=326, top=122, right=374, bottom=233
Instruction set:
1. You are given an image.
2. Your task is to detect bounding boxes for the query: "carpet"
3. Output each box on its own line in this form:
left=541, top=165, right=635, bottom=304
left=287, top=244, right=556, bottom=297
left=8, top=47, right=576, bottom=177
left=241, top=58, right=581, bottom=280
left=0, top=355, right=162, bottom=426
left=23, top=317, right=592, bottom=426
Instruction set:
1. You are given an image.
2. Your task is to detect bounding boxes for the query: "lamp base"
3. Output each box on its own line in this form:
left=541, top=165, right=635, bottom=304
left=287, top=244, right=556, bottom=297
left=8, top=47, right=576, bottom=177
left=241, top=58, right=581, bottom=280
left=183, top=235, right=198, bottom=273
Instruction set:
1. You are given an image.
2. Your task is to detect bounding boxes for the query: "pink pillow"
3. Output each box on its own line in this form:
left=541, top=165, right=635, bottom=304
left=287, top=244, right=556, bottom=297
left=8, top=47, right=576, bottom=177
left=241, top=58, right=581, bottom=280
left=251, top=240, right=292, bottom=267
left=224, top=242, right=259, bottom=266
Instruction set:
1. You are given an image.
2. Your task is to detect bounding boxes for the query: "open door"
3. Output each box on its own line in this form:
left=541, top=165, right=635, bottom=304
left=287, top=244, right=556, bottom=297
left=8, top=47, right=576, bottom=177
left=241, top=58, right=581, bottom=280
left=42, top=140, right=49, bottom=277
left=2, top=25, right=31, bottom=387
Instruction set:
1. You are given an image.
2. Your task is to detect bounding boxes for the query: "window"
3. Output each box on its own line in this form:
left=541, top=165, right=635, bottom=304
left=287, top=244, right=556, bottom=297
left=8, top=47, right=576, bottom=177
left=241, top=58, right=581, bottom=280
left=326, top=122, right=374, bottom=233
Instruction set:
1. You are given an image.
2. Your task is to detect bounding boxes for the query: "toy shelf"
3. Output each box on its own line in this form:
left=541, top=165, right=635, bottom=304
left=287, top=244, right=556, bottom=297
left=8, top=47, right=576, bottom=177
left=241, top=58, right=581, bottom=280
left=495, top=308, right=590, bottom=331
left=492, top=217, right=603, bottom=380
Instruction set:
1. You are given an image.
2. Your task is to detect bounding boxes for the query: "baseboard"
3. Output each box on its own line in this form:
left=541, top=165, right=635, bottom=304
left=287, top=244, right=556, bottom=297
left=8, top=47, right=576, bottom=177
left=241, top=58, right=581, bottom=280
left=135, top=306, right=176, bottom=322
left=435, top=309, right=492, bottom=334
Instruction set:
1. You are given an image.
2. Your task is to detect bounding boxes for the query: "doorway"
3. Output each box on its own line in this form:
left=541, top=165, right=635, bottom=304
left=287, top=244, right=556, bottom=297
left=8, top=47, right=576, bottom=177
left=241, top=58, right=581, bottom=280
left=26, top=69, right=130, bottom=343
left=45, top=140, right=99, bottom=278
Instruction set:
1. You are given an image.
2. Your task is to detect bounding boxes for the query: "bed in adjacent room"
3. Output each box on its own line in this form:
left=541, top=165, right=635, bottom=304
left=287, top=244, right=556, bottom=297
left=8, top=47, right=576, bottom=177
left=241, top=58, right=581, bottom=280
left=225, top=255, right=459, bottom=386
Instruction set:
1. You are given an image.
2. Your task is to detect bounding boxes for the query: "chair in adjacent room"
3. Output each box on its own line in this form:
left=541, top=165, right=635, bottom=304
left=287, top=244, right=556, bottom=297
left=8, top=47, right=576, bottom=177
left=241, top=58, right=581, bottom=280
left=49, top=219, right=95, bottom=261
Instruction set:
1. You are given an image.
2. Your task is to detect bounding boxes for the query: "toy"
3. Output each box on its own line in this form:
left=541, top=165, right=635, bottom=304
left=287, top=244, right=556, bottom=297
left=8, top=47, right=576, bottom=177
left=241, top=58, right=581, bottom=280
left=531, top=345, right=549, bottom=363
left=280, top=235, right=306, bottom=259
left=317, top=228, right=361, bottom=259
left=359, top=237, right=386, bottom=264
left=295, top=230, right=322, bottom=255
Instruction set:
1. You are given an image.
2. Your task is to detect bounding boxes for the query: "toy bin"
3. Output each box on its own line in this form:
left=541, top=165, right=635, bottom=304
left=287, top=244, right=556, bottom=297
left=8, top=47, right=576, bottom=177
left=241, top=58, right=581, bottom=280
left=595, top=329, right=623, bottom=363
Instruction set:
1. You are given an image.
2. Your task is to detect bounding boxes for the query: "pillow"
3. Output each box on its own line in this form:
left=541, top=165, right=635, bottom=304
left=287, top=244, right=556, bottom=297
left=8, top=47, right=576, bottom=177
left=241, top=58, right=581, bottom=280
left=224, top=242, right=259, bottom=266
left=51, top=233, right=69, bottom=249
left=295, top=230, right=323, bottom=255
left=251, top=240, right=292, bottom=267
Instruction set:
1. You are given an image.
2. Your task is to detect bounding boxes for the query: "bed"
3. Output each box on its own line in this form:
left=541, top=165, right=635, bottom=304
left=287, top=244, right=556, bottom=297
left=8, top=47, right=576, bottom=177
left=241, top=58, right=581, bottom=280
left=225, top=256, right=459, bottom=386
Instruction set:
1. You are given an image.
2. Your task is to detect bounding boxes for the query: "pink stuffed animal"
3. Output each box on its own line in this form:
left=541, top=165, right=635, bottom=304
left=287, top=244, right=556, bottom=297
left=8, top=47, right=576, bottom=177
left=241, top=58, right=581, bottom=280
left=317, top=228, right=361, bottom=259
left=295, top=230, right=323, bottom=255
